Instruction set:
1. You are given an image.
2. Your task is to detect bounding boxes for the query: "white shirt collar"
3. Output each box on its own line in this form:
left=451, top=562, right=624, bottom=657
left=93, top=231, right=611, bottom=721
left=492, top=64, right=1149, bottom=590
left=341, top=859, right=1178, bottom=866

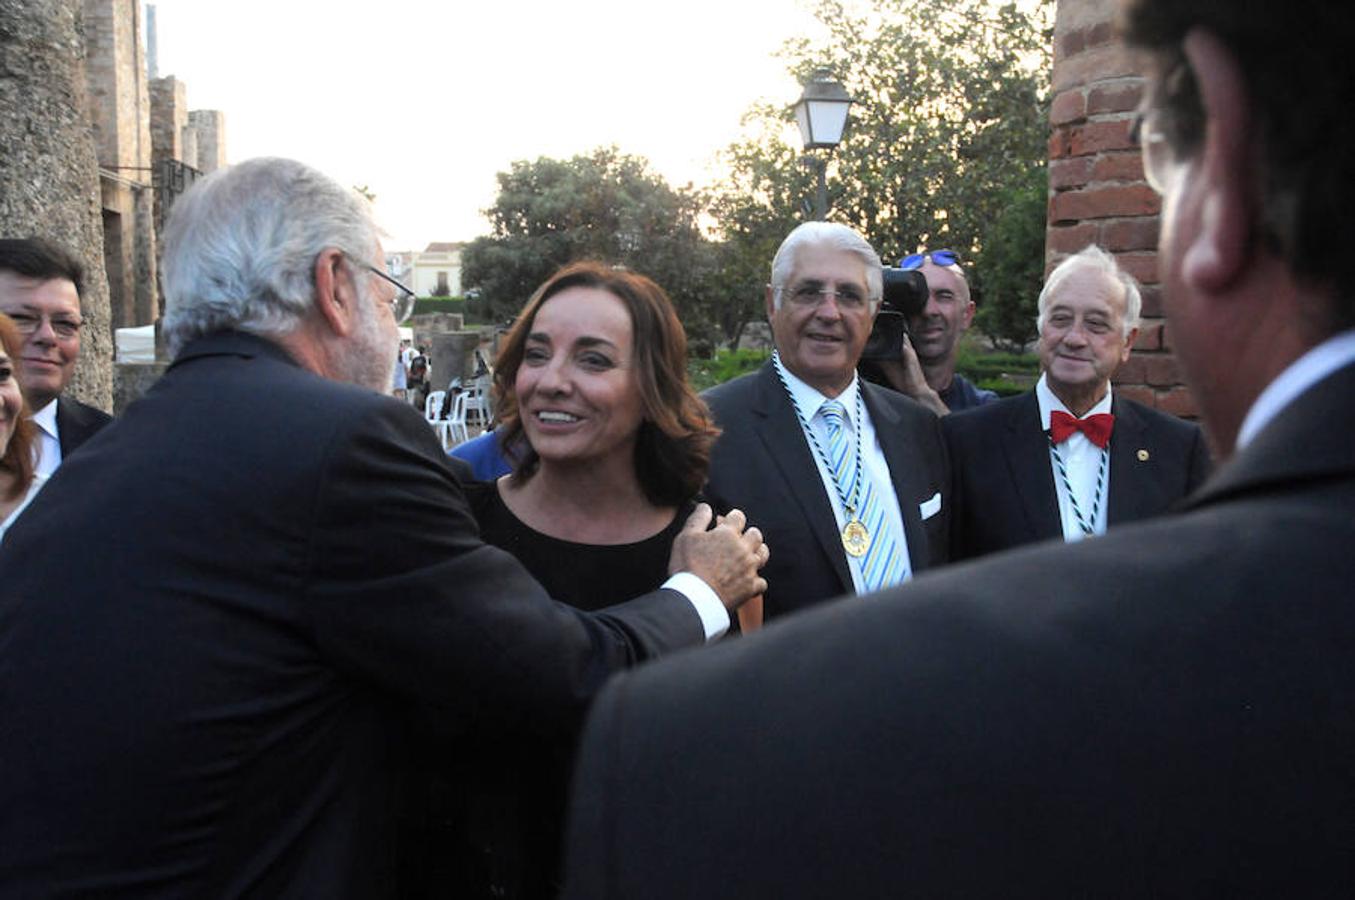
left=31, top=398, right=58, bottom=440
left=1035, top=373, right=1113, bottom=430
left=1237, top=328, right=1355, bottom=450
left=772, top=351, right=862, bottom=429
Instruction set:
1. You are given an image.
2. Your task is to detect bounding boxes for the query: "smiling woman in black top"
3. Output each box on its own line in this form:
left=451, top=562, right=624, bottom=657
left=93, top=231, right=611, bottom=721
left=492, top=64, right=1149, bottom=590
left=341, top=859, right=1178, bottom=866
left=405, top=261, right=719, bottom=900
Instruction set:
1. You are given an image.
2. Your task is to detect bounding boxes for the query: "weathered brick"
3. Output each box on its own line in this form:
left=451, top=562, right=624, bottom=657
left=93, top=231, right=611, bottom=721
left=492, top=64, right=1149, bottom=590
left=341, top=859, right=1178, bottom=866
left=1069, top=119, right=1136, bottom=156
left=1050, top=89, right=1087, bottom=127
left=1116, top=383, right=1157, bottom=407
left=1101, top=217, right=1158, bottom=252
left=1145, top=353, right=1183, bottom=387
left=1049, top=184, right=1160, bottom=223
left=1048, top=128, right=1072, bottom=160
left=1087, top=81, right=1143, bottom=115
left=1116, top=252, right=1159, bottom=285
left=1059, top=27, right=1088, bottom=60
left=1133, top=319, right=1164, bottom=351
left=1091, top=151, right=1145, bottom=184
left=1046, top=222, right=1098, bottom=255
left=1086, top=21, right=1116, bottom=49
left=1113, top=354, right=1148, bottom=385
left=1157, top=385, right=1201, bottom=419
left=1053, top=43, right=1136, bottom=93
left=1049, top=156, right=1092, bottom=190
left=1138, top=284, right=1164, bottom=318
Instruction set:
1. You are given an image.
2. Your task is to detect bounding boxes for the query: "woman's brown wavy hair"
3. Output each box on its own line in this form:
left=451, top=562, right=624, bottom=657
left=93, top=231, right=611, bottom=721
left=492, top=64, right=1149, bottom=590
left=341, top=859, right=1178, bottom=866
left=0, top=313, right=36, bottom=501
left=493, top=261, right=719, bottom=507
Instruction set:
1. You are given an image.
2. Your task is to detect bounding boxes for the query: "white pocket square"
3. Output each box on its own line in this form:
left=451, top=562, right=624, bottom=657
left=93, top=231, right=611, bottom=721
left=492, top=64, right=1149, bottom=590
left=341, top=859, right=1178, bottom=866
left=919, top=492, right=942, bottom=520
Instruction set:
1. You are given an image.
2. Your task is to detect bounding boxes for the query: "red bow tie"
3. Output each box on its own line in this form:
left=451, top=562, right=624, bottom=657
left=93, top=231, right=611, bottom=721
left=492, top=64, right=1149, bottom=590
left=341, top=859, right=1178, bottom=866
left=1049, top=410, right=1115, bottom=448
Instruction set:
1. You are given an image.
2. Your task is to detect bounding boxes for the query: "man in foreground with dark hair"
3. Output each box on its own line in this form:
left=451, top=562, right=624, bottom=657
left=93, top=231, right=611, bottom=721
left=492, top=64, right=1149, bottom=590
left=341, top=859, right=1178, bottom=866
left=563, top=0, right=1355, bottom=894
left=0, top=157, right=766, bottom=897
left=0, top=237, right=110, bottom=473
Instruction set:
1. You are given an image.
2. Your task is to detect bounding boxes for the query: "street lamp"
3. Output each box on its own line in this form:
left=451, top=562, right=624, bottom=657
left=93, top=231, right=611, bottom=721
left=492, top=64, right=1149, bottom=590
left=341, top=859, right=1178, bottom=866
left=793, top=70, right=853, bottom=220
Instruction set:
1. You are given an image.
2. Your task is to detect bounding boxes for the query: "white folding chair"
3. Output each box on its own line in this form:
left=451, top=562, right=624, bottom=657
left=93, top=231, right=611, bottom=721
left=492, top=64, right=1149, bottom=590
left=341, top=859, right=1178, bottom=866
left=446, top=391, right=470, bottom=447
left=424, top=390, right=451, bottom=450
left=463, top=387, right=491, bottom=434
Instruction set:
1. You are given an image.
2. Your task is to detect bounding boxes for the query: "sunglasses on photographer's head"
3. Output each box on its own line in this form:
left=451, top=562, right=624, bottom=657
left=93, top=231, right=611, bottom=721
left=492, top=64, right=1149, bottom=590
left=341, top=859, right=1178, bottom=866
left=899, top=250, right=960, bottom=270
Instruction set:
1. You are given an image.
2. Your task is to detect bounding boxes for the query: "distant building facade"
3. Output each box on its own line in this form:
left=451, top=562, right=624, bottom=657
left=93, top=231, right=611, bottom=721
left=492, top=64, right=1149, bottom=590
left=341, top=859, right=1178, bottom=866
left=387, top=242, right=465, bottom=297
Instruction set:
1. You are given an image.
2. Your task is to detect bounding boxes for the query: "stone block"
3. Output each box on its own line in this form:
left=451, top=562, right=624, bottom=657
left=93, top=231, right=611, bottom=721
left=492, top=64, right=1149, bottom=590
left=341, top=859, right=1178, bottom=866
left=1049, top=184, right=1160, bottom=223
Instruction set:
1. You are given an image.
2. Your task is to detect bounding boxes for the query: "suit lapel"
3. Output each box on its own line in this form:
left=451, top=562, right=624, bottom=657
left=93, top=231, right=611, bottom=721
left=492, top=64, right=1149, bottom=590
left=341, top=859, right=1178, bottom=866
left=1107, top=395, right=1148, bottom=524
left=1002, top=392, right=1064, bottom=540
left=861, top=383, right=929, bottom=574
left=749, top=364, right=855, bottom=593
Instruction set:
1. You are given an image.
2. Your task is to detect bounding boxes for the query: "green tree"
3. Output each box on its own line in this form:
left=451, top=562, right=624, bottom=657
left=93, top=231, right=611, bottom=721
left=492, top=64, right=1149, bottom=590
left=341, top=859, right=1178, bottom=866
left=708, top=0, right=1053, bottom=341
left=460, top=147, right=715, bottom=342
left=972, top=164, right=1048, bottom=351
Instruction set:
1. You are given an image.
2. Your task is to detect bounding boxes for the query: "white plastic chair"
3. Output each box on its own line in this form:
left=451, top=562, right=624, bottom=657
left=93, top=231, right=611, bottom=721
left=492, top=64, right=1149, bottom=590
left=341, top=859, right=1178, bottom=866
left=446, top=391, right=470, bottom=447
left=463, top=387, right=491, bottom=434
left=424, top=390, right=450, bottom=449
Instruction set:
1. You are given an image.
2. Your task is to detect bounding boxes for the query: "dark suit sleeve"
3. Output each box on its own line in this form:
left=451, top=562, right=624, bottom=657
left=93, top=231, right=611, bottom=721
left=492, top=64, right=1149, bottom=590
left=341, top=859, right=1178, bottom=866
left=1185, top=424, right=1213, bottom=495
left=300, top=400, right=704, bottom=739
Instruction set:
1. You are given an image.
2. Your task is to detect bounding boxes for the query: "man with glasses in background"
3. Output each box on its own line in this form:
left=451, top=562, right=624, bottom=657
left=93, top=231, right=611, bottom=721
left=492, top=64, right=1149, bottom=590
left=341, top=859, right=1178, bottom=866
left=943, top=244, right=1210, bottom=560
left=0, top=237, right=111, bottom=474
left=0, top=157, right=768, bottom=898
left=702, top=221, right=950, bottom=628
left=868, top=248, right=998, bottom=415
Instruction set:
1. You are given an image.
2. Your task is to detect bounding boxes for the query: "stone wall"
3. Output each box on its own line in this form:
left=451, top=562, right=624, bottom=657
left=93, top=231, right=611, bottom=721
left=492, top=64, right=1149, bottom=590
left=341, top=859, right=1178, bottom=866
left=188, top=109, right=226, bottom=173
left=0, top=0, right=114, bottom=410
left=84, top=0, right=157, bottom=331
left=1049, top=0, right=1194, bottom=416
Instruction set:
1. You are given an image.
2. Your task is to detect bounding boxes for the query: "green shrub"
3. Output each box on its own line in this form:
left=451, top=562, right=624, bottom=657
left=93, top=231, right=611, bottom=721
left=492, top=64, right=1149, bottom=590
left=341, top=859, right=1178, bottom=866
left=688, top=348, right=770, bottom=392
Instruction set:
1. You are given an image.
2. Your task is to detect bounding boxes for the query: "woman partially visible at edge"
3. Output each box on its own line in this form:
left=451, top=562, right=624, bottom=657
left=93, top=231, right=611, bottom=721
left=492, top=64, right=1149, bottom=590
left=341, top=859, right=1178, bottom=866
left=0, top=313, right=41, bottom=543
left=404, top=261, right=742, bottom=900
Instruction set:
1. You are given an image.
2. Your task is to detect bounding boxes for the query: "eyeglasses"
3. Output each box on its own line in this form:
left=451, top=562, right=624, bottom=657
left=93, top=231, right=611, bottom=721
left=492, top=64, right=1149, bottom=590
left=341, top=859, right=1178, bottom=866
left=1131, top=112, right=1185, bottom=196
left=778, top=284, right=871, bottom=312
left=8, top=311, right=83, bottom=339
left=362, top=264, right=417, bottom=324
left=899, top=250, right=959, bottom=270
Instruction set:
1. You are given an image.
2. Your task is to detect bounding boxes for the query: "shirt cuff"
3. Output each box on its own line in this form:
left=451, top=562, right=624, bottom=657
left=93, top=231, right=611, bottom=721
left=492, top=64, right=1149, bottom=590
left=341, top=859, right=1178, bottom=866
left=662, top=572, right=729, bottom=641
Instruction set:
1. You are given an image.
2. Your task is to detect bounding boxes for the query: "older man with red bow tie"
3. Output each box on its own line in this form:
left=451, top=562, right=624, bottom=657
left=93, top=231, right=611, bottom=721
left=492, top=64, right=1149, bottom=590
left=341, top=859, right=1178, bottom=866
left=943, top=244, right=1212, bottom=559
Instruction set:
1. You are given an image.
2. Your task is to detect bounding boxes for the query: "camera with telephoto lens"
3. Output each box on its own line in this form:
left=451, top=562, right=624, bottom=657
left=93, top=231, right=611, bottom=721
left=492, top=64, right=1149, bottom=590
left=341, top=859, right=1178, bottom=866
left=860, top=265, right=929, bottom=361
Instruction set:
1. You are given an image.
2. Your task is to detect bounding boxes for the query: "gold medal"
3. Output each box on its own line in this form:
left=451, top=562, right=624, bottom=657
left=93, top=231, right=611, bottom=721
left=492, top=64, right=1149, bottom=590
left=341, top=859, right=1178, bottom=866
left=841, top=519, right=871, bottom=557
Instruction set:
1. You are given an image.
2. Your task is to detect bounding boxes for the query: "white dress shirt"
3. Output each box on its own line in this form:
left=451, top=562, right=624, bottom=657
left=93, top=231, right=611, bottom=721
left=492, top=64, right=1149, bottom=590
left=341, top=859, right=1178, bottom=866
left=30, top=399, right=61, bottom=479
left=1036, top=373, right=1113, bottom=542
left=1237, top=328, right=1355, bottom=450
left=773, top=353, right=911, bottom=593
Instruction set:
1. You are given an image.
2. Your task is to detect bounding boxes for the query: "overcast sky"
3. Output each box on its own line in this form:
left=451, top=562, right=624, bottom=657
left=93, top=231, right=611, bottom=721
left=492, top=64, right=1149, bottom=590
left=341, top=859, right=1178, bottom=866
left=147, top=0, right=824, bottom=251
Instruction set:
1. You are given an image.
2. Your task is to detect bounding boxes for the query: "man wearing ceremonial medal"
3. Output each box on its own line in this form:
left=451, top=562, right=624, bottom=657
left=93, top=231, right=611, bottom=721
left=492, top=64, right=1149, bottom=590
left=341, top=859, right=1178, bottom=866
left=702, top=222, right=951, bottom=626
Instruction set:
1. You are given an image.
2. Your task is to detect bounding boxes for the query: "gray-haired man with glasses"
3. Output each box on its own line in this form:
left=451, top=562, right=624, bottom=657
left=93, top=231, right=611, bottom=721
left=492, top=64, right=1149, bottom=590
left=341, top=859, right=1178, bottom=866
left=0, top=237, right=111, bottom=474
left=701, top=220, right=951, bottom=629
left=0, top=156, right=768, bottom=897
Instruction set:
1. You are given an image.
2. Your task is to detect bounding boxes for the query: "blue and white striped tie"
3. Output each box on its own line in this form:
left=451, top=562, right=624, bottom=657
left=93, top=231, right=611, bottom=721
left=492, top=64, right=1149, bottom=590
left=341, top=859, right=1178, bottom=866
left=820, top=400, right=910, bottom=592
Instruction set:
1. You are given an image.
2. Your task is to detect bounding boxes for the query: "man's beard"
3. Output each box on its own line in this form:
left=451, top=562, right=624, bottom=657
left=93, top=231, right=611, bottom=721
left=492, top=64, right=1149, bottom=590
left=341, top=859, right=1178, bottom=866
left=335, top=286, right=399, bottom=393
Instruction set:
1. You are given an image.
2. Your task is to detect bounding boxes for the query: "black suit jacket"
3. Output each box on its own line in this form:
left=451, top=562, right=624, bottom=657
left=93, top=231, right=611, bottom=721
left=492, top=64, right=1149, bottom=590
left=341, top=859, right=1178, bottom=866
left=0, top=332, right=704, bottom=898
left=702, top=361, right=949, bottom=622
left=944, top=390, right=1211, bottom=560
left=564, top=361, right=1355, bottom=899
left=55, top=393, right=112, bottom=458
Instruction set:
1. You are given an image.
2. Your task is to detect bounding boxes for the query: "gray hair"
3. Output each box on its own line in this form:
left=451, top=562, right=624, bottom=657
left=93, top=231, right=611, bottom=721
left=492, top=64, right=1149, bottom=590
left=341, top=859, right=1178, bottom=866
left=161, top=157, right=380, bottom=356
left=1036, top=244, right=1142, bottom=337
left=770, top=222, right=883, bottom=307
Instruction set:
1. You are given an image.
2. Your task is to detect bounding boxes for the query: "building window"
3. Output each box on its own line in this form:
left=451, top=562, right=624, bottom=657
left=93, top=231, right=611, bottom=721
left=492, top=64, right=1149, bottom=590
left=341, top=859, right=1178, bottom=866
left=434, top=271, right=450, bottom=297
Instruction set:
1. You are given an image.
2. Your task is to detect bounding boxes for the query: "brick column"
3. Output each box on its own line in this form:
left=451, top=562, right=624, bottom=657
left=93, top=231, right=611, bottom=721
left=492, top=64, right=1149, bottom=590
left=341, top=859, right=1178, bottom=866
left=1048, top=0, right=1195, bottom=417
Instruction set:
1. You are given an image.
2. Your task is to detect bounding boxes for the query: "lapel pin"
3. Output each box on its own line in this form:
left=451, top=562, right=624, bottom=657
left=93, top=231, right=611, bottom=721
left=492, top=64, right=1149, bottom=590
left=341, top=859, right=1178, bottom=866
left=1136, top=449, right=1150, bottom=462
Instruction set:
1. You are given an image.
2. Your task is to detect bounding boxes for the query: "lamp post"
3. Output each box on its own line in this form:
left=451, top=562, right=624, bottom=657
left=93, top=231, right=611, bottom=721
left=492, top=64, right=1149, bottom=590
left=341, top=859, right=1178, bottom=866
left=793, top=70, right=853, bottom=220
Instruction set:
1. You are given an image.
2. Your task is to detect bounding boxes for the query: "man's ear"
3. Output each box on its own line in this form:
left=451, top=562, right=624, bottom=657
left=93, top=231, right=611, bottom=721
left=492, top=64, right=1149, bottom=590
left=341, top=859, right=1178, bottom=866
left=1180, top=28, right=1254, bottom=295
left=961, top=299, right=976, bottom=330
left=765, top=284, right=777, bottom=320
left=313, top=248, right=356, bottom=338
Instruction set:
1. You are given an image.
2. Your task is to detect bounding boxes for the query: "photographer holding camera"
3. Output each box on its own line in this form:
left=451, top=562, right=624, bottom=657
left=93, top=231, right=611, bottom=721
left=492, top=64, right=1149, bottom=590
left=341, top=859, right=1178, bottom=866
left=863, top=250, right=996, bottom=416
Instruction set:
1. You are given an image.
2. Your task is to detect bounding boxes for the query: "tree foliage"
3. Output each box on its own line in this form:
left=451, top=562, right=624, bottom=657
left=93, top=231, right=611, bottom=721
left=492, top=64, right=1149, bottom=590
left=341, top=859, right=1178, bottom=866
left=710, top=0, right=1054, bottom=347
left=460, top=147, right=715, bottom=347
